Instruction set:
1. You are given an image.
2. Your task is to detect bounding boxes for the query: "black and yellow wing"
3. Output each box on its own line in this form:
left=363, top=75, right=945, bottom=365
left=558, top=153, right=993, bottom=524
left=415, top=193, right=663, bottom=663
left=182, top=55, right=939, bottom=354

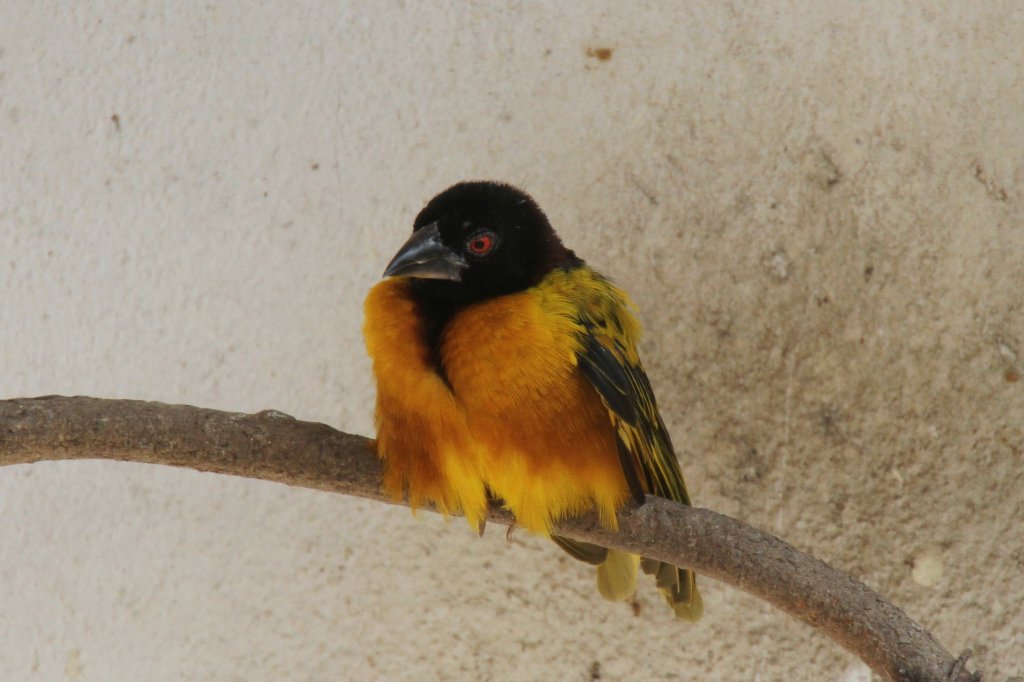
left=563, top=266, right=703, bottom=621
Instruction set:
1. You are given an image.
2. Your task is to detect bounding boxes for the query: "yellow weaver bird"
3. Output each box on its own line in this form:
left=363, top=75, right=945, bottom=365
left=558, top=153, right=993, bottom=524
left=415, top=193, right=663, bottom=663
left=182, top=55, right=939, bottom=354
left=364, top=181, right=701, bottom=620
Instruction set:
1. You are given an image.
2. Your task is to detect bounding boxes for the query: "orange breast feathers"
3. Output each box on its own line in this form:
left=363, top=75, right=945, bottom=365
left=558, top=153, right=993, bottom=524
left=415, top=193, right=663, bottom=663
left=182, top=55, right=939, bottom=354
left=364, top=271, right=631, bottom=533
left=363, top=278, right=487, bottom=523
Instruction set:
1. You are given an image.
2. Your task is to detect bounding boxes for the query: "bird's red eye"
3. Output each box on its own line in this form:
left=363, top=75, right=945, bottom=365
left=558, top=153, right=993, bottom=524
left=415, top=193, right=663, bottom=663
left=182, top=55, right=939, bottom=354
left=467, top=232, right=496, bottom=255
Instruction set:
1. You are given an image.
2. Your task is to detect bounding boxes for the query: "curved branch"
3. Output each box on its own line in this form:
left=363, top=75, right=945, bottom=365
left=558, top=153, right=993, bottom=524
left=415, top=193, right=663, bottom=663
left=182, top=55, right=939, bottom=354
left=0, top=396, right=986, bottom=682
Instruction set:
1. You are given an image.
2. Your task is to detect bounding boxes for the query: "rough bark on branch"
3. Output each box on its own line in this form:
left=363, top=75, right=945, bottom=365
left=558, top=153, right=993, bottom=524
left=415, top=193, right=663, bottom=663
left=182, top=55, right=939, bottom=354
left=0, top=396, right=990, bottom=681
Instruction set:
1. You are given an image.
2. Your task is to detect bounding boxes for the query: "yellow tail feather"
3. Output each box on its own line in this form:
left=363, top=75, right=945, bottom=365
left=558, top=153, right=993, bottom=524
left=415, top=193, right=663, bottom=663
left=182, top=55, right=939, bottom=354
left=596, top=550, right=639, bottom=601
left=668, top=574, right=703, bottom=622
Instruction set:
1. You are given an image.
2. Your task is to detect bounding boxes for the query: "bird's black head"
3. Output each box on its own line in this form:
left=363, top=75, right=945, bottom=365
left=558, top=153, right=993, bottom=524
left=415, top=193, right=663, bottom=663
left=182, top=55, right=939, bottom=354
left=382, top=181, right=579, bottom=304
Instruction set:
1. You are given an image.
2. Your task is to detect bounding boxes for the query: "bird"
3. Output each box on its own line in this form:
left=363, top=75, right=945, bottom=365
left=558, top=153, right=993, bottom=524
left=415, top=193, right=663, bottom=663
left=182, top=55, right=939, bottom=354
left=363, top=180, right=702, bottom=620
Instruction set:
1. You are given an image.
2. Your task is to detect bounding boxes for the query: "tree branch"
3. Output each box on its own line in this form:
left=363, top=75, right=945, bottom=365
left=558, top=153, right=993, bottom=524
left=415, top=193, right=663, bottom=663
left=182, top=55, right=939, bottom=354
left=0, top=396, right=993, bottom=681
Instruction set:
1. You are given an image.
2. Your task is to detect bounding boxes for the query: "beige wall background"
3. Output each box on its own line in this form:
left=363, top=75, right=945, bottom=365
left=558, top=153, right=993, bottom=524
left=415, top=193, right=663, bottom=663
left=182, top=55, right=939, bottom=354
left=1, top=2, right=1022, bottom=680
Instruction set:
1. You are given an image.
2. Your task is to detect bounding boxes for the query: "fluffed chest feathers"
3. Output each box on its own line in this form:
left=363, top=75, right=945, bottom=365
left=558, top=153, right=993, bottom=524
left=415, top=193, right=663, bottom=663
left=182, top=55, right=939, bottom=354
left=438, top=289, right=583, bottom=414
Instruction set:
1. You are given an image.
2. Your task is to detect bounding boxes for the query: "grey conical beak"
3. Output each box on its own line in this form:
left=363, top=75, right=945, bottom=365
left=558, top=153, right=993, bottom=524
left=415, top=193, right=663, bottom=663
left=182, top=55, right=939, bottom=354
left=382, top=222, right=468, bottom=281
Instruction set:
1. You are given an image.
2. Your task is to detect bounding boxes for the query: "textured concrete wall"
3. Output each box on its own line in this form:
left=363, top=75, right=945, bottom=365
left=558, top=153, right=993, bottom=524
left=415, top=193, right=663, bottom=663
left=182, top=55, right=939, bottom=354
left=1, top=2, right=1021, bottom=680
